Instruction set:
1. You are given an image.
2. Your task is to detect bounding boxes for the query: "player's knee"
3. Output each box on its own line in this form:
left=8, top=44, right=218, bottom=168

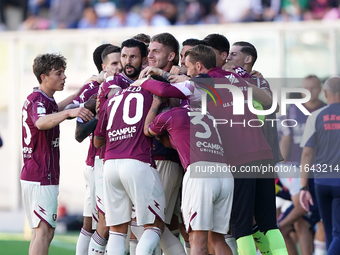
left=146, top=217, right=165, bottom=232
left=83, top=217, right=94, bottom=232
left=208, top=231, right=225, bottom=246
left=279, top=225, right=291, bottom=237
left=47, top=228, right=55, bottom=242
left=294, top=218, right=310, bottom=233
left=97, top=226, right=109, bottom=240
left=190, top=230, right=208, bottom=247
left=35, top=225, right=55, bottom=243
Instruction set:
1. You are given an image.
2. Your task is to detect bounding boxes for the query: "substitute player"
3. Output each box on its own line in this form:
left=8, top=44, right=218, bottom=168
left=21, top=53, right=93, bottom=255
left=300, top=76, right=340, bottom=254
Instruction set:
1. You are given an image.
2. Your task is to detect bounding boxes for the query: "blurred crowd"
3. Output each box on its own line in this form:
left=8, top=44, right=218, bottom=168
left=1, top=0, right=340, bottom=31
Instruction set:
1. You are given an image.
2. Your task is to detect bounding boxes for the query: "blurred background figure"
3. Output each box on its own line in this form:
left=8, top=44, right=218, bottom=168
left=78, top=6, right=103, bottom=29
left=28, top=0, right=51, bottom=16
left=251, top=0, right=281, bottom=21
left=0, top=0, right=29, bottom=30
left=277, top=0, right=309, bottom=21
left=150, top=0, right=178, bottom=24
left=49, top=0, right=85, bottom=28
left=93, top=0, right=116, bottom=27
left=140, top=3, right=170, bottom=26
left=216, top=0, right=254, bottom=22
left=19, top=15, right=50, bottom=30
left=106, top=5, right=141, bottom=27
left=303, top=0, right=338, bottom=20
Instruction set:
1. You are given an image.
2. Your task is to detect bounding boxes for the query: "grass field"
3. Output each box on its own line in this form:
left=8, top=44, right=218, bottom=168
left=0, top=232, right=78, bottom=255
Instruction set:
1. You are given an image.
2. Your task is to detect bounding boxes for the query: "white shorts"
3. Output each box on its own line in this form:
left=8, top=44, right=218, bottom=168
left=276, top=196, right=292, bottom=212
left=83, top=164, right=97, bottom=230
left=83, top=164, right=94, bottom=217
left=103, top=159, right=165, bottom=227
left=181, top=162, right=234, bottom=234
left=279, top=177, right=301, bottom=197
left=94, top=156, right=105, bottom=217
left=276, top=163, right=301, bottom=197
left=155, top=160, right=183, bottom=224
left=20, top=180, right=59, bottom=229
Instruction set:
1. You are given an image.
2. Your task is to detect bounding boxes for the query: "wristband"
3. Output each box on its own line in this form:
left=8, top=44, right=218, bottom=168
left=300, top=186, right=309, bottom=191
left=147, top=127, right=154, bottom=137
left=80, top=103, right=85, bottom=108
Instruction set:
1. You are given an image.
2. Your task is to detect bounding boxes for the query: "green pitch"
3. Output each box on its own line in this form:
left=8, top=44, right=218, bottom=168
left=0, top=232, right=78, bottom=255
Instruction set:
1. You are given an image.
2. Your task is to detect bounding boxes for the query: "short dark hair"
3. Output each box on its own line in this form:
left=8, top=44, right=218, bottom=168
left=203, top=34, right=230, bottom=54
left=151, top=32, right=179, bottom=65
left=182, top=38, right=208, bottom=47
left=33, top=53, right=67, bottom=84
left=304, top=74, right=321, bottom=86
left=101, top=45, right=121, bottom=63
left=185, top=44, right=216, bottom=70
left=133, top=33, right=151, bottom=45
left=121, top=38, right=148, bottom=58
left=233, top=41, right=258, bottom=65
left=93, top=43, right=112, bottom=73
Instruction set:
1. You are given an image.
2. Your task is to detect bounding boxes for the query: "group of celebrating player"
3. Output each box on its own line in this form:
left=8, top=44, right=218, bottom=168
left=21, top=31, right=292, bottom=255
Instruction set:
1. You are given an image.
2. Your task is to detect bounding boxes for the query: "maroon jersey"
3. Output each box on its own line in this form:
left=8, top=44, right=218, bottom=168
left=233, top=66, right=271, bottom=91
left=73, top=81, right=101, bottom=167
left=73, top=81, right=100, bottom=106
left=98, top=73, right=133, bottom=112
left=21, top=89, right=60, bottom=185
left=233, top=66, right=284, bottom=164
left=206, top=67, right=273, bottom=166
left=149, top=106, right=225, bottom=170
left=97, top=73, right=133, bottom=159
left=94, top=87, right=155, bottom=167
left=141, top=79, right=205, bottom=108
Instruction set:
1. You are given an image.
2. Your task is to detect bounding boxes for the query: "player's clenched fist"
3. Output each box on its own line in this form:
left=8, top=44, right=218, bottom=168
left=69, top=107, right=94, bottom=122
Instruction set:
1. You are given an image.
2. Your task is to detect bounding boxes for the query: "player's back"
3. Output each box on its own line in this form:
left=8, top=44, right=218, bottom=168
left=150, top=106, right=225, bottom=170
left=205, top=78, right=273, bottom=166
left=95, top=86, right=155, bottom=166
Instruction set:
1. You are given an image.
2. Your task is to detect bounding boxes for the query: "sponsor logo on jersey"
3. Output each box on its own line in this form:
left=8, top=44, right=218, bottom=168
left=105, top=76, right=115, bottom=82
left=196, top=141, right=224, bottom=155
left=108, top=126, right=136, bottom=138
left=37, top=106, right=46, bottom=115
left=23, top=147, right=33, bottom=154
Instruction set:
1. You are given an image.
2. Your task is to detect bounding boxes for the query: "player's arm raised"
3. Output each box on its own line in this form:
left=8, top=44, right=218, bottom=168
left=35, top=107, right=93, bottom=130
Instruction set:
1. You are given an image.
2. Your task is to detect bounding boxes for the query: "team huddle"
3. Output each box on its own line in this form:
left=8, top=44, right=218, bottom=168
left=20, top=31, right=340, bottom=255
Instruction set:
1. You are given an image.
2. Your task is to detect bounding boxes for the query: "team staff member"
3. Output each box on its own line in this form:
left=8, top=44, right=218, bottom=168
left=21, top=53, right=93, bottom=255
left=300, top=76, right=340, bottom=254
